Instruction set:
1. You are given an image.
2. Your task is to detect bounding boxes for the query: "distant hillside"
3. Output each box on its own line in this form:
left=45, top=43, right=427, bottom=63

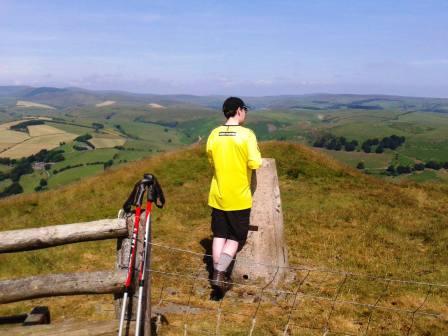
left=0, top=142, right=447, bottom=331
left=2, top=85, right=448, bottom=112
left=1, top=84, right=448, bottom=193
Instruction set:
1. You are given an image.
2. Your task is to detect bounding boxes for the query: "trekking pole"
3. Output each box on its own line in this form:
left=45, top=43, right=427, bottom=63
left=135, top=200, right=152, bottom=336
left=135, top=174, right=165, bottom=336
left=118, top=180, right=147, bottom=336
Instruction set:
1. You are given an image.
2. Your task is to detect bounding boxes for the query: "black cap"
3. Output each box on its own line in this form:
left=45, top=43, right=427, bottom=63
left=222, top=97, right=249, bottom=115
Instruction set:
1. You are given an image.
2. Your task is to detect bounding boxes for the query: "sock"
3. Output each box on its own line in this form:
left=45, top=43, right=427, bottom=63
left=216, top=253, right=233, bottom=272
left=213, top=262, right=218, bottom=271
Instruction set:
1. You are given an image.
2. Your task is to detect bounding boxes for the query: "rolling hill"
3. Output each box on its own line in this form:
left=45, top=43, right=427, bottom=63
left=2, top=85, right=448, bottom=111
left=1, top=85, right=448, bottom=201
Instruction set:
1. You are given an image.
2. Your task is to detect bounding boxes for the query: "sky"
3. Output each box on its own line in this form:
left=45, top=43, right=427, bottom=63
left=1, top=0, right=447, bottom=97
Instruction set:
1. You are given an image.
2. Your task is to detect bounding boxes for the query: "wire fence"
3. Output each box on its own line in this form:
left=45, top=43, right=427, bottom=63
left=147, top=241, right=448, bottom=335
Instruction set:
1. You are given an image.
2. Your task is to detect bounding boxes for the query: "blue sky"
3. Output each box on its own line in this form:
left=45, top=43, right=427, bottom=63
left=1, top=0, right=447, bottom=97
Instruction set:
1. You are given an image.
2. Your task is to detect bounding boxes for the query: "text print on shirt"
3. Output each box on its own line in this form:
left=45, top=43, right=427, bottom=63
left=219, top=131, right=237, bottom=136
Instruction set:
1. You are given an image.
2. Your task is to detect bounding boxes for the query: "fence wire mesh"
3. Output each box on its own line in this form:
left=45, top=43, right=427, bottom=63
left=148, top=241, right=448, bottom=335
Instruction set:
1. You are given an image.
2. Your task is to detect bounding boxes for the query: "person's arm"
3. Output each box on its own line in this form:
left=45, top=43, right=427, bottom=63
left=247, top=131, right=262, bottom=169
left=206, top=133, right=214, bottom=167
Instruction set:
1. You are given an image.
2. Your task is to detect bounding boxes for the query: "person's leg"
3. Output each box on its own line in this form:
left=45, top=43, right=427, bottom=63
left=216, top=239, right=239, bottom=272
left=211, top=208, right=228, bottom=272
left=216, top=209, right=250, bottom=274
left=212, top=237, right=226, bottom=269
left=222, top=239, right=239, bottom=258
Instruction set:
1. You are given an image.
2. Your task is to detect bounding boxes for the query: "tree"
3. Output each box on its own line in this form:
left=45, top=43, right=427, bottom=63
left=39, top=179, right=48, bottom=187
left=414, top=163, right=425, bottom=171
left=396, top=165, right=412, bottom=174
left=326, top=139, right=337, bottom=150
left=74, top=134, right=92, bottom=142
left=0, top=182, right=23, bottom=197
left=425, top=161, right=441, bottom=170
left=344, top=143, right=356, bottom=151
left=362, top=142, right=371, bottom=153
left=52, top=153, right=65, bottom=162
left=375, top=146, right=384, bottom=154
left=103, top=160, right=113, bottom=170
left=92, top=123, right=104, bottom=132
left=386, top=165, right=396, bottom=175
left=10, top=162, right=33, bottom=182
left=313, top=139, right=325, bottom=148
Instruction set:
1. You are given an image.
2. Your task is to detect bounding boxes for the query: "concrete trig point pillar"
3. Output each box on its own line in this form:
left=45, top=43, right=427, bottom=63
left=232, top=158, right=288, bottom=286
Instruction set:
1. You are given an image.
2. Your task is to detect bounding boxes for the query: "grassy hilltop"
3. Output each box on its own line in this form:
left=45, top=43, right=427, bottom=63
left=0, top=142, right=447, bottom=334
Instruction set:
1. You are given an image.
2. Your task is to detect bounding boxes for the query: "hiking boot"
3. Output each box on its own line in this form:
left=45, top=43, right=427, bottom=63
left=211, top=270, right=223, bottom=288
left=222, top=274, right=233, bottom=291
left=218, top=271, right=233, bottom=291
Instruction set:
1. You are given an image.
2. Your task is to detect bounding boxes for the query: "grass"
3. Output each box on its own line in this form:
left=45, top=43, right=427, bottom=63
left=318, top=149, right=392, bottom=169
left=52, top=148, right=119, bottom=169
left=330, top=122, right=407, bottom=142
left=122, top=121, right=181, bottom=142
left=0, top=164, right=11, bottom=173
left=49, top=164, right=105, bottom=188
left=0, top=178, right=12, bottom=190
left=0, top=142, right=447, bottom=334
left=399, top=138, right=448, bottom=162
left=405, top=170, right=441, bottom=183
left=20, top=170, right=48, bottom=193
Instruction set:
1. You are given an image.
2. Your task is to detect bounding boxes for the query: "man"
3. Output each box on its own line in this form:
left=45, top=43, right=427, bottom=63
left=206, top=97, right=262, bottom=292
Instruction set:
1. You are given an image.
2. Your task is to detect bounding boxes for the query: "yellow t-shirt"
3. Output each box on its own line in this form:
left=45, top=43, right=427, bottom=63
left=206, top=125, right=262, bottom=210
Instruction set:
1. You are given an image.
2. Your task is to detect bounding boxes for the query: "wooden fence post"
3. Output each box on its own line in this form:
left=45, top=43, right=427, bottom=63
left=115, top=211, right=146, bottom=324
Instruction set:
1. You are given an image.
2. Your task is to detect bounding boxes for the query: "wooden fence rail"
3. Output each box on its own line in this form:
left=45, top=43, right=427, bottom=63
left=0, top=271, right=126, bottom=304
left=0, top=213, right=152, bottom=335
left=0, top=219, right=127, bottom=253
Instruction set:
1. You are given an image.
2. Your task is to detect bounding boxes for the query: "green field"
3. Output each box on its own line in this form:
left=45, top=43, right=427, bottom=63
left=49, top=164, right=105, bottom=187
left=1, top=93, right=448, bottom=196
left=318, top=148, right=393, bottom=169
left=0, top=178, right=12, bottom=190
left=20, top=170, right=48, bottom=193
left=52, top=148, right=118, bottom=168
left=0, top=164, right=11, bottom=173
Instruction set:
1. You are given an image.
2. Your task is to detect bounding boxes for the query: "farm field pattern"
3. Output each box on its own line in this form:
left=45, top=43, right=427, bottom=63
left=0, top=124, right=77, bottom=159
left=0, top=87, right=448, bottom=195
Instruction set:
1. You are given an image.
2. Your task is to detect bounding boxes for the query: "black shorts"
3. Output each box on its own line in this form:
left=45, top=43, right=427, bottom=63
left=211, top=207, right=251, bottom=243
